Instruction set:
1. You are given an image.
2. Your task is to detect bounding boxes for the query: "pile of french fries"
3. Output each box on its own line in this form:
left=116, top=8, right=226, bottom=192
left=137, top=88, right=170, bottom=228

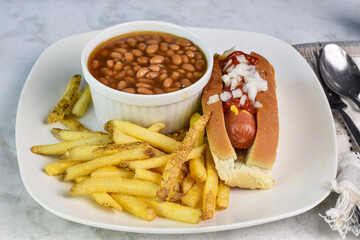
left=31, top=75, right=230, bottom=224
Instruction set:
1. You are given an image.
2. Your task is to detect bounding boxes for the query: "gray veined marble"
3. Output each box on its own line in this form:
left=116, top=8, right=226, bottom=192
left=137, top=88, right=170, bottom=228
left=1, top=0, right=359, bottom=239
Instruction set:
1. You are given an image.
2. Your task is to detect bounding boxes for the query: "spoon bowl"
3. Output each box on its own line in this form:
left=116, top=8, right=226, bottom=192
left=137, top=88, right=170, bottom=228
left=319, top=44, right=360, bottom=109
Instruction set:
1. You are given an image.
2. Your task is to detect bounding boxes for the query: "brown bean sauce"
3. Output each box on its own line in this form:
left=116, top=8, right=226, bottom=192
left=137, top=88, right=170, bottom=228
left=88, top=31, right=207, bottom=94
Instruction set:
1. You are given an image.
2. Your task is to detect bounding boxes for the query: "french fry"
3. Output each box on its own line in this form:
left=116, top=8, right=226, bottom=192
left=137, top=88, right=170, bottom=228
left=112, top=129, right=141, bottom=144
left=181, top=181, right=204, bottom=208
left=111, top=193, right=156, bottom=221
left=71, top=84, right=92, bottom=118
left=216, top=180, right=230, bottom=209
left=165, top=128, right=187, bottom=142
left=61, top=114, right=90, bottom=131
left=44, top=160, right=81, bottom=176
left=71, top=177, right=159, bottom=198
left=120, top=154, right=171, bottom=170
left=52, top=128, right=107, bottom=141
left=121, top=145, right=205, bottom=170
left=92, top=142, right=155, bottom=157
left=202, top=145, right=219, bottom=220
left=189, top=155, right=207, bottom=182
left=61, top=145, right=105, bottom=162
left=63, top=145, right=154, bottom=181
left=165, top=128, right=187, bottom=141
left=73, top=177, right=122, bottom=211
left=144, top=198, right=202, bottom=224
left=189, top=113, right=207, bottom=182
left=154, top=165, right=165, bottom=173
left=181, top=173, right=196, bottom=194
left=105, top=120, right=141, bottom=144
left=31, top=135, right=112, bottom=155
left=134, top=169, right=161, bottom=184
left=190, top=113, right=205, bottom=147
left=156, top=112, right=211, bottom=201
left=90, top=166, right=134, bottom=178
left=47, top=75, right=81, bottom=123
left=147, top=122, right=166, bottom=133
left=105, top=120, right=181, bottom=153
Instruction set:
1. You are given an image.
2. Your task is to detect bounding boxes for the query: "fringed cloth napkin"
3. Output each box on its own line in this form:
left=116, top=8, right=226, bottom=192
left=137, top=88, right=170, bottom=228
left=294, top=41, right=360, bottom=239
left=322, top=103, right=360, bottom=238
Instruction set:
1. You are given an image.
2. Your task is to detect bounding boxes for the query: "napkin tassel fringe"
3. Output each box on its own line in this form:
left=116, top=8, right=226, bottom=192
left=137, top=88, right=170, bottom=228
left=320, top=180, right=360, bottom=239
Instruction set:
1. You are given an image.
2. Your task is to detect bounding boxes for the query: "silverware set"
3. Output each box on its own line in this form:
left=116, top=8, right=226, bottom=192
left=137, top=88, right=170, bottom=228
left=294, top=43, right=360, bottom=151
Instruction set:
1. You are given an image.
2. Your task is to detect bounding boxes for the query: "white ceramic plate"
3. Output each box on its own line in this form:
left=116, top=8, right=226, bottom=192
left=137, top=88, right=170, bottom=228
left=16, top=27, right=337, bottom=234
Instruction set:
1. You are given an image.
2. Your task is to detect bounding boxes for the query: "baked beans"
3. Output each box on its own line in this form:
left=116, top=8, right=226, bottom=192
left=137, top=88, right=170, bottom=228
left=88, top=32, right=207, bottom=94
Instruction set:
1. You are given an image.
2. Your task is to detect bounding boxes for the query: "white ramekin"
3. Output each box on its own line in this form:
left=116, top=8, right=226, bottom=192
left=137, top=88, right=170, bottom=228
left=81, top=21, right=213, bottom=132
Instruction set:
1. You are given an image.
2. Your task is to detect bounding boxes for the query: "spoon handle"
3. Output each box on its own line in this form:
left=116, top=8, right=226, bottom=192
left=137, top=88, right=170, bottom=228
left=334, top=108, right=360, bottom=151
left=350, top=96, right=360, bottom=110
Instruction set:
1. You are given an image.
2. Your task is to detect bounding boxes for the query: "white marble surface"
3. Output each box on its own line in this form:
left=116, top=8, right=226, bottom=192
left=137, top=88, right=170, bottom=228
left=1, top=0, right=359, bottom=239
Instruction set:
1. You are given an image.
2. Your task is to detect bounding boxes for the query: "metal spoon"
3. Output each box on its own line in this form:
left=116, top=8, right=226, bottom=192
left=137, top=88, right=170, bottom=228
left=320, top=44, right=360, bottom=109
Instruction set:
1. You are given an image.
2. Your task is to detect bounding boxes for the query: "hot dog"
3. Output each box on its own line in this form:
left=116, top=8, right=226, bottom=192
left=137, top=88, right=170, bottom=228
left=201, top=51, right=279, bottom=189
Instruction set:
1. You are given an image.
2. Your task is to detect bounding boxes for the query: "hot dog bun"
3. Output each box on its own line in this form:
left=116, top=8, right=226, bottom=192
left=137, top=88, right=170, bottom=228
left=245, top=52, right=279, bottom=170
left=201, top=52, right=279, bottom=189
left=201, top=55, right=237, bottom=162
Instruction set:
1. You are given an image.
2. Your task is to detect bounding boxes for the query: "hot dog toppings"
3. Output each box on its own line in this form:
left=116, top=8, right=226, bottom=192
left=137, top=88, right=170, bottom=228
left=206, top=51, right=268, bottom=114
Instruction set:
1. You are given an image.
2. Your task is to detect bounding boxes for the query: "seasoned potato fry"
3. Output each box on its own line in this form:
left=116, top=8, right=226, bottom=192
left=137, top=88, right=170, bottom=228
left=71, top=177, right=159, bottom=198
left=121, top=145, right=205, bottom=170
left=92, top=142, right=154, bottom=156
left=61, top=145, right=105, bottom=162
left=121, top=154, right=171, bottom=170
left=147, top=122, right=166, bottom=133
left=73, top=177, right=122, bottom=211
left=31, top=135, right=112, bottom=155
left=189, top=155, right=207, bottom=182
left=134, top=169, right=161, bottom=184
left=63, top=145, right=154, bottom=181
left=71, top=84, right=92, bottom=118
left=165, top=128, right=187, bottom=141
left=44, top=160, right=81, bottom=176
left=61, top=114, right=90, bottom=131
left=189, top=113, right=207, bottom=182
left=154, top=165, right=165, bottom=173
left=181, top=181, right=204, bottom=208
left=190, top=113, right=205, bottom=147
left=144, top=198, right=202, bottom=224
left=216, top=180, right=230, bottom=209
left=52, top=128, right=107, bottom=141
left=112, top=129, right=141, bottom=144
left=156, top=112, right=210, bottom=201
left=47, top=75, right=81, bottom=123
left=111, top=193, right=156, bottom=221
left=105, top=120, right=181, bottom=153
left=90, top=166, right=134, bottom=178
left=105, top=120, right=141, bottom=144
left=202, top=145, right=219, bottom=220
left=181, top=172, right=196, bottom=194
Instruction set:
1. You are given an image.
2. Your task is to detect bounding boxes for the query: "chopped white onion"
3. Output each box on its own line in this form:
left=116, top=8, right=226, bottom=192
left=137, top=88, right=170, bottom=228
left=230, top=78, right=238, bottom=90
left=246, top=82, right=257, bottom=101
left=221, top=75, right=231, bottom=87
left=240, top=95, right=247, bottom=106
left=232, top=88, right=243, bottom=98
left=223, top=59, right=232, bottom=72
left=217, top=51, right=269, bottom=107
left=207, top=94, right=220, bottom=105
left=222, top=46, right=235, bottom=58
left=232, top=64, right=250, bottom=77
left=242, top=84, right=248, bottom=93
left=254, top=101, right=263, bottom=108
left=220, top=91, right=232, bottom=102
left=236, top=55, right=249, bottom=64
